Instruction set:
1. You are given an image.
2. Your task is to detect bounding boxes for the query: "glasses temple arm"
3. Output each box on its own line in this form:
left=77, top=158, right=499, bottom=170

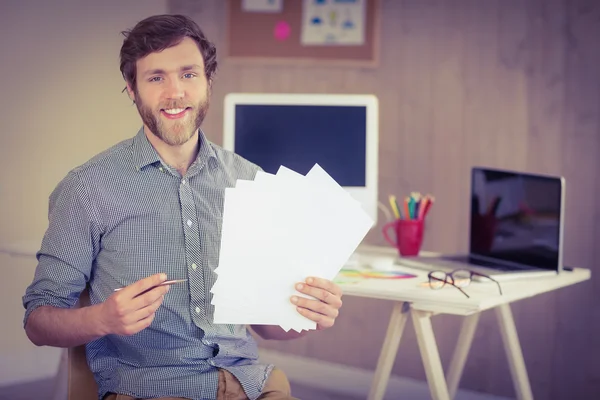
left=453, top=283, right=471, bottom=298
left=470, top=271, right=503, bottom=295
left=429, top=275, right=470, bottom=298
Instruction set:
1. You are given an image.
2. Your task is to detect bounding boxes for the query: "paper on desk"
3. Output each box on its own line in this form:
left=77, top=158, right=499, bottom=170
left=211, top=164, right=373, bottom=333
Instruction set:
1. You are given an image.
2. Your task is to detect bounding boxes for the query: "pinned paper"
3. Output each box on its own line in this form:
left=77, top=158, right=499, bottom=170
left=242, top=0, right=283, bottom=13
left=301, top=0, right=365, bottom=46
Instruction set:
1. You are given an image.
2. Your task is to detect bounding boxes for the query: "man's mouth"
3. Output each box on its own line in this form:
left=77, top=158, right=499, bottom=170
left=161, top=107, right=191, bottom=119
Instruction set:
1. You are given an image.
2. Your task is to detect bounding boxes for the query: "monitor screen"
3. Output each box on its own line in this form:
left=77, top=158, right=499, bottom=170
left=469, top=167, right=564, bottom=270
left=223, top=93, right=379, bottom=225
left=232, top=104, right=366, bottom=186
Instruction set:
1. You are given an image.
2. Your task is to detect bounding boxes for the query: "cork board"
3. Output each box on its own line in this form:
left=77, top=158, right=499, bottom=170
left=225, top=0, right=380, bottom=67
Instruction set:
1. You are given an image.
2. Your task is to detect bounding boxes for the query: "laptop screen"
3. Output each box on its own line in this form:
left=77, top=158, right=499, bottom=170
left=469, top=168, right=564, bottom=270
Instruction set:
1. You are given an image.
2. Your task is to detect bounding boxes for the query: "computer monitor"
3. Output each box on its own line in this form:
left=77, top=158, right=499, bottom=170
left=223, top=93, right=379, bottom=226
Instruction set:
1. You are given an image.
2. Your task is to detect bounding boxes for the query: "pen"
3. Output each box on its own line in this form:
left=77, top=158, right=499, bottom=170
left=114, top=279, right=188, bottom=292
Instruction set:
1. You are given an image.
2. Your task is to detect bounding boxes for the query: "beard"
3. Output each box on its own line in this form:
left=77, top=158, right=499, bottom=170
left=135, top=89, right=209, bottom=146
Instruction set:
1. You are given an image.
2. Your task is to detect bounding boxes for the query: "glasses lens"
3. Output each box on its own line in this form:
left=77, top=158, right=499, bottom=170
left=453, top=270, right=471, bottom=288
left=429, top=271, right=446, bottom=289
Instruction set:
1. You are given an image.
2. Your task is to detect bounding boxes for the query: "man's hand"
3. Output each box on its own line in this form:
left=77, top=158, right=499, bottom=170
left=98, top=273, right=170, bottom=336
left=291, top=277, right=343, bottom=330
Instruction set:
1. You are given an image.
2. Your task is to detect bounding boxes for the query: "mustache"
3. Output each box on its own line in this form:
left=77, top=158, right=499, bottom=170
left=159, top=101, right=193, bottom=110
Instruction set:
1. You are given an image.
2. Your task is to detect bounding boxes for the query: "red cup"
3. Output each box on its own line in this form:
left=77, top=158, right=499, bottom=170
left=382, top=219, right=425, bottom=257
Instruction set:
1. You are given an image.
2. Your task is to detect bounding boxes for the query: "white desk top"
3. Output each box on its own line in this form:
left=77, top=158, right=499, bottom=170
left=1, top=241, right=590, bottom=316
left=339, top=245, right=592, bottom=316
left=0, top=240, right=40, bottom=257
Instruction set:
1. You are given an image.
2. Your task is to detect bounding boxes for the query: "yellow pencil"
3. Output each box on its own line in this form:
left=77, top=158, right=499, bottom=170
left=394, top=196, right=403, bottom=219
left=389, top=195, right=400, bottom=219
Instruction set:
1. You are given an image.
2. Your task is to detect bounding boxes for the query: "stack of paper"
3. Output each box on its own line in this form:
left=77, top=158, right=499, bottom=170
left=210, top=164, right=374, bottom=333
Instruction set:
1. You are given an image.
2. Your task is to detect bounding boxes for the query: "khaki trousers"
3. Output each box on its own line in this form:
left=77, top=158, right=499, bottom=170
left=104, top=368, right=298, bottom=400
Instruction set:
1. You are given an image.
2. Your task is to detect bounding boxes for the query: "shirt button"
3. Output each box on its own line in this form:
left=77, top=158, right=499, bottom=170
left=195, top=307, right=200, bottom=314
left=187, top=220, right=192, bottom=227
left=182, top=179, right=186, bottom=184
left=192, top=263, right=197, bottom=270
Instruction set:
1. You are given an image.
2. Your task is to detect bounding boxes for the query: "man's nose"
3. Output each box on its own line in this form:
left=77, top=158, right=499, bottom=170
left=165, top=78, right=184, bottom=99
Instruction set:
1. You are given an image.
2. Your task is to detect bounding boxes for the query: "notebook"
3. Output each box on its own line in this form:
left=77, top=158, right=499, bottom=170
left=399, top=167, right=566, bottom=282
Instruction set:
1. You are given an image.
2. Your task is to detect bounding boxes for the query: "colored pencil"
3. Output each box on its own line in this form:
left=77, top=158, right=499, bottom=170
left=404, top=197, right=411, bottom=220
left=389, top=195, right=400, bottom=219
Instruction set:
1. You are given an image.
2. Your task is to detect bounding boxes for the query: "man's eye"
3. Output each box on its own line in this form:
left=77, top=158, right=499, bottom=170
left=149, top=76, right=162, bottom=82
left=183, top=73, right=196, bottom=79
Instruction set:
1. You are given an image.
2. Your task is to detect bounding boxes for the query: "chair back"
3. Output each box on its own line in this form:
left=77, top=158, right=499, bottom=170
left=67, top=288, right=98, bottom=400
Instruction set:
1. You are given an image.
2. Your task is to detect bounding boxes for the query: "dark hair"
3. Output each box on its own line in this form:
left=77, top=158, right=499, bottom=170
left=119, top=14, right=217, bottom=92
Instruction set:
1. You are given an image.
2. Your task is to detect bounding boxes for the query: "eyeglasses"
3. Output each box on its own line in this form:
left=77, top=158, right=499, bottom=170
left=427, top=269, right=503, bottom=298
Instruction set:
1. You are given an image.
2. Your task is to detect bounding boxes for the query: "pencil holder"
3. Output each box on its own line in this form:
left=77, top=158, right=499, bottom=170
left=382, top=219, right=424, bottom=257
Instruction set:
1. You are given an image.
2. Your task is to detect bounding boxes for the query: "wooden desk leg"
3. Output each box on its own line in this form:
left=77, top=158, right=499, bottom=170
left=411, top=309, right=451, bottom=400
left=446, top=313, right=480, bottom=399
left=495, top=304, right=534, bottom=400
left=367, top=301, right=410, bottom=400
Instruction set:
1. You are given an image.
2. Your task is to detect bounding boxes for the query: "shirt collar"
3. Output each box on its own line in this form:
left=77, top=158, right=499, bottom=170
left=131, top=127, right=160, bottom=170
left=131, top=127, right=218, bottom=171
left=196, top=128, right=218, bottom=171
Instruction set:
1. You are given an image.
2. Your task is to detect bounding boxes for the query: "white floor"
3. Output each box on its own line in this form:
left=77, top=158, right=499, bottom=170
left=260, top=349, right=512, bottom=400
left=1, top=348, right=513, bottom=400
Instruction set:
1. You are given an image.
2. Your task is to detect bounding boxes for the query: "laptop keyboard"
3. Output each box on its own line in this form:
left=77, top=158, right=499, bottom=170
left=468, top=258, right=523, bottom=271
left=444, top=255, right=530, bottom=271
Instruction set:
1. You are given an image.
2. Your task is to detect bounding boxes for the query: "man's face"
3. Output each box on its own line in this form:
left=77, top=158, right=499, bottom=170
left=129, top=37, right=210, bottom=146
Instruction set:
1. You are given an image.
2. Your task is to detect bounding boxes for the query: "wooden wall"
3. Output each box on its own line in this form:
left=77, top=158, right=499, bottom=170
left=170, top=1, right=600, bottom=398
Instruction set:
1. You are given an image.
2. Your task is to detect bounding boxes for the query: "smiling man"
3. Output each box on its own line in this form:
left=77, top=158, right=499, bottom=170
left=22, top=14, right=343, bottom=400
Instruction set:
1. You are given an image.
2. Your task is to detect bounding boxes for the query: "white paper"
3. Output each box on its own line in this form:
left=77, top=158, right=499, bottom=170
left=210, top=163, right=373, bottom=333
left=242, top=0, right=283, bottom=13
left=301, top=0, right=366, bottom=46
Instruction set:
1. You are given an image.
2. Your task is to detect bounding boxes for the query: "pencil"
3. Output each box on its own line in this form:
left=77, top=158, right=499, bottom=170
left=114, top=279, right=188, bottom=292
left=404, top=197, right=411, bottom=220
left=394, top=196, right=403, bottom=219
left=389, top=195, right=400, bottom=219
left=423, top=196, right=434, bottom=218
left=418, top=197, right=429, bottom=219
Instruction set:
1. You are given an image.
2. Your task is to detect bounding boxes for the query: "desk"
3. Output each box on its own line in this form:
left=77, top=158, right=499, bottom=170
left=3, top=242, right=591, bottom=400
left=342, top=245, right=591, bottom=400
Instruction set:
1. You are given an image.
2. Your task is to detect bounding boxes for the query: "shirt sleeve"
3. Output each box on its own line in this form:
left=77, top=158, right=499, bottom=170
left=22, top=170, right=102, bottom=327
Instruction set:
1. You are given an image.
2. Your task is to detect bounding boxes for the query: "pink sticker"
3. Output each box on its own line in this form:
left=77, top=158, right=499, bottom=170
left=273, top=21, right=291, bottom=41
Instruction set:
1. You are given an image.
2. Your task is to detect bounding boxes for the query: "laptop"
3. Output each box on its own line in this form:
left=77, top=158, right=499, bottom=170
left=399, top=167, right=566, bottom=282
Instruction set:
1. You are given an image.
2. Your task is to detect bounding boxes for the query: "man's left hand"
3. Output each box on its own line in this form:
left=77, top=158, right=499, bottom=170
left=290, top=277, right=343, bottom=330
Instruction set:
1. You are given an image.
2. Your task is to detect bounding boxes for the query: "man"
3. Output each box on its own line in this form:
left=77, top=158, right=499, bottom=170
left=23, top=14, right=343, bottom=400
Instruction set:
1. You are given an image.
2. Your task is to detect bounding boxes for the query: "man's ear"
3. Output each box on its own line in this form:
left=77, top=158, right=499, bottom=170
left=125, top=83, right=136, bottom=104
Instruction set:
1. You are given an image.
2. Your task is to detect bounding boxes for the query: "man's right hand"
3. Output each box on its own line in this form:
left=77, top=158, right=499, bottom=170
left=97, top=273, right=170, bottom=336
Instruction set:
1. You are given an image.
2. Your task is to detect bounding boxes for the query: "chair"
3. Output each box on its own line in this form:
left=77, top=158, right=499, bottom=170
left=66, top=288, right=98, bottom=400
left=67, top=344, right=98, bottom=400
